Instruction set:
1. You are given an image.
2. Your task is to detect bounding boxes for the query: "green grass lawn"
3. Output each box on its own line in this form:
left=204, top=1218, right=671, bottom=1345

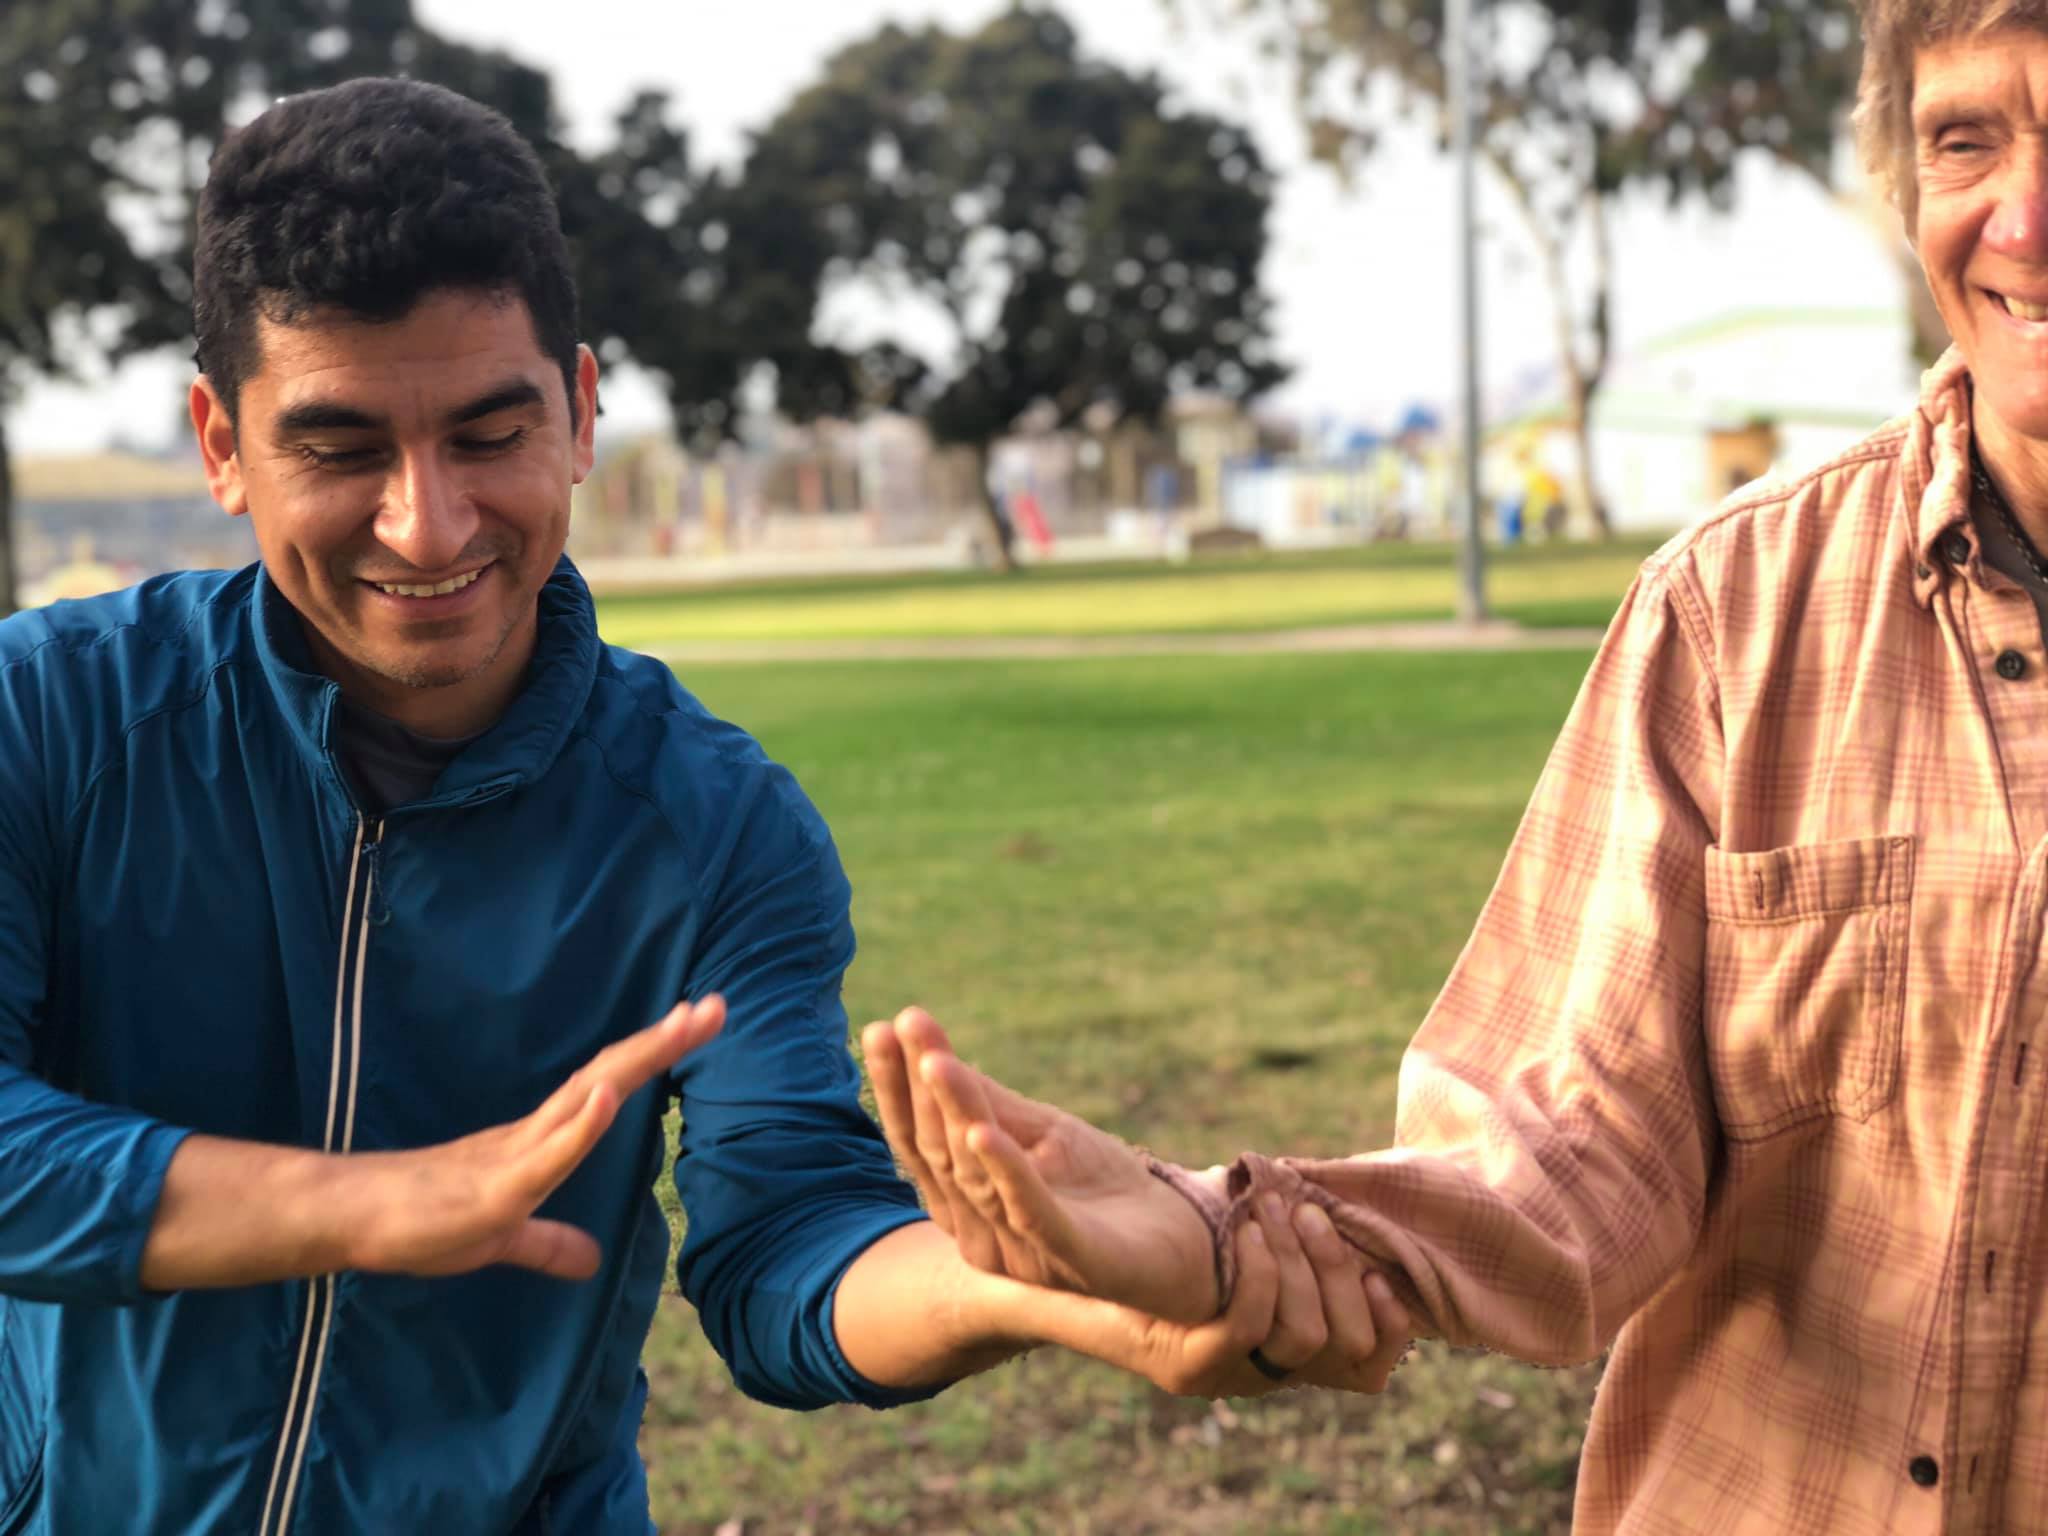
left=634, top=649, right=1607, bottom=1535
left=592, top=537, right=1664, bottom=648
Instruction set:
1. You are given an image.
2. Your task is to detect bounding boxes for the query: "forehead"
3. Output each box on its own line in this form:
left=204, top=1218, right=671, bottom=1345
left=1913, top=25, right=2048, bottom=126
left=242, top=288, right=556, bottom=417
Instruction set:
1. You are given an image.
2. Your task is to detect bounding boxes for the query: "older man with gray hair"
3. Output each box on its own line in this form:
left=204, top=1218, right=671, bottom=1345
left=864, top=3, right=2048, bottom=1531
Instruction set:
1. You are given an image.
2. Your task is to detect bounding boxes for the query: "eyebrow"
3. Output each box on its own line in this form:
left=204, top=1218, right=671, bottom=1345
left=1913, top=96, right=1993, bottom=137
left=271, top=379, right=549, bottom=438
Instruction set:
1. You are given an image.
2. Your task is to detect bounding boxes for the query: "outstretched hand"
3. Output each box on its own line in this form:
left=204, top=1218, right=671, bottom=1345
left=863, top=1007, right=1413, bottom=1395
left=342, top=996, right=725, bottom=1280
left=864, top=1007, right=1218, bottom=1322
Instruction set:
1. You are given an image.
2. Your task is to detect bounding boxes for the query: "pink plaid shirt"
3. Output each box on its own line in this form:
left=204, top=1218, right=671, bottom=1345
left=1167, top=352, right=2048, bottom=1533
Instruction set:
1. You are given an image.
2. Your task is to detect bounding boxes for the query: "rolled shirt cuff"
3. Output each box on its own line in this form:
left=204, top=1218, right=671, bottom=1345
left=1144, top=1151, right=1362, bottom=1313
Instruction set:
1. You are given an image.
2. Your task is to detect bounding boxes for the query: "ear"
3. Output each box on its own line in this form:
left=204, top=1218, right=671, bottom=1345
left=571, top=344, right=599, bottom=486
left=191, top=376, right=250, bottom=518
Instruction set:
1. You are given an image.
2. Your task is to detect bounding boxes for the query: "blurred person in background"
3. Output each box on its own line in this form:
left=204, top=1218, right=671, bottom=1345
left=0, top=77, right=1408, bottom=1536
left=863, top=2, right=2048, bottom=1530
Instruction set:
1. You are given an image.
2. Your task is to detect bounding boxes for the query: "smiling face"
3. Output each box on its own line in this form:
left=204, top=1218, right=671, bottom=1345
left=193, top=287, right=598, bottom=736
left=1915, top=26, right=2048, bottom=444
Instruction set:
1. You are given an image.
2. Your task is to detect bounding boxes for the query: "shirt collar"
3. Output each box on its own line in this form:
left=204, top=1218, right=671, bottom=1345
left=1905, top=347, right=1988, bottom=608
left=252, top=554, right=601, bottom=806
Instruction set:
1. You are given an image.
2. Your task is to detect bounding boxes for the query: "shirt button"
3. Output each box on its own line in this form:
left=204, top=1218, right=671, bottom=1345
left=1998, top=650, right=2029, bottom=681
left=1910, top=1455, right=1941, bottom=1488
left=1940, top=530, right=1973, bottom=564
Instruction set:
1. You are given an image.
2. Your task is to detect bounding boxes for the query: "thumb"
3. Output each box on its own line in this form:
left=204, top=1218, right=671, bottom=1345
left=498, top=1217, right=604, bottom=1281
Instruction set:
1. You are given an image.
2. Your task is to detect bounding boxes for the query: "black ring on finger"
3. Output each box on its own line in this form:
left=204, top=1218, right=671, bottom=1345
left=1246, top=1346, right=1292, bottom=1383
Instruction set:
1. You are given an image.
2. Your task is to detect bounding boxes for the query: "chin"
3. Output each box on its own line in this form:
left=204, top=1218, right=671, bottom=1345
left=1978, top=381, right=2048, bottom=447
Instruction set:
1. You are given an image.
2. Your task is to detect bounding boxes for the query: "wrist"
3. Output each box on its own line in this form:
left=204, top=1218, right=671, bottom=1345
left=1143, top=1158, right=1227, bottom=1318
left=937, top=1249, right=1050, bottom=1362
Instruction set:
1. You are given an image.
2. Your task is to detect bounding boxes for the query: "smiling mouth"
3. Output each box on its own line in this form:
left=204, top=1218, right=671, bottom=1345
left=1991, top=289, right=2048, bottom=322
left=364, top=565, right=492, bottom=598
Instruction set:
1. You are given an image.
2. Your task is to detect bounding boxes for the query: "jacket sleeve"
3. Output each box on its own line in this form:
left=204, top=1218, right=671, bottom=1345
left=0, top=641, right=191, bottom=1305
left=1175, top=560, right=1726, bottom=1366
left=669, top=762, right=931, bottom=1412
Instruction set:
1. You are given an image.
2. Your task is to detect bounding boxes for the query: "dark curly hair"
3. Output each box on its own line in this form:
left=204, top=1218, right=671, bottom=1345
left=194, top=77, right=580, bottom=425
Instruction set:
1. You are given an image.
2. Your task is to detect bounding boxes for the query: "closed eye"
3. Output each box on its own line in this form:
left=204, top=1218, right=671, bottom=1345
left=295, top=444, right=381, bottom=471
left=457, top=428, right=529, bottom=455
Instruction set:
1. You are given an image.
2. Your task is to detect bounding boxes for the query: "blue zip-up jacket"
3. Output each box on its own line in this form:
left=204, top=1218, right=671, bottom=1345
left=0, top=560, right=931, bottom=1535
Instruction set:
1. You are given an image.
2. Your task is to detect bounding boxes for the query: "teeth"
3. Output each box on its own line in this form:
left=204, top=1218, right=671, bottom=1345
left=2004, top=295, right=2048, bottom=322
left=376, top=568, right=484, bottom=598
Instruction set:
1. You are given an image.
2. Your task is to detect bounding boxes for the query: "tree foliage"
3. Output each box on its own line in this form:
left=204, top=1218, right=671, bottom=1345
left=0, top=0, right=727, bottom=614
left=1224, top=0, right=1866, bottom=532
left=740, top=6, right=1288, bottom=565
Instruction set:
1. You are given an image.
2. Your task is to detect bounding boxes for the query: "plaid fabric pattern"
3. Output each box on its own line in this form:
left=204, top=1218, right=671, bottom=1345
left=1179, top=352, right=2048, bottom=1533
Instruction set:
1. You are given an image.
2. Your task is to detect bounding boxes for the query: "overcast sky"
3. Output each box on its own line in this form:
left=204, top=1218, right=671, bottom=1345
left=13, top=0, right=1912, bottom=455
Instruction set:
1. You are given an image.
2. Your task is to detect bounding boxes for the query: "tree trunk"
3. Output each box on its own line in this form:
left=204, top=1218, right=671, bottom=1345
left=971, top=444, right=1018, bottom=573
left=1574, top=177, right=1615, bottom=538
left=1565, top=376, right=1608, bottom=540
left=0, top=410, right=16, bottom=620
left=1488, top=146, right=1615, bottom=538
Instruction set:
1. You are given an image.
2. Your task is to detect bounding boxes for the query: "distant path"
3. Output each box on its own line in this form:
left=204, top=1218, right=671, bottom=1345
left=646, top=620, right=1609, bottom=665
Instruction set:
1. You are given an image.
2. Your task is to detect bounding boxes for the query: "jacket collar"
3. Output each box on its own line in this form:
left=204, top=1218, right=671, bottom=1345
left=251, top=555, right=602, bottom=807
left=1905, top=347, right=1986, bottom=608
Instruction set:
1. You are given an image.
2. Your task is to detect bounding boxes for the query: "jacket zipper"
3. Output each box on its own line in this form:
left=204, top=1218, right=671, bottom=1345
left=257, top=814, right=381, bottom=1536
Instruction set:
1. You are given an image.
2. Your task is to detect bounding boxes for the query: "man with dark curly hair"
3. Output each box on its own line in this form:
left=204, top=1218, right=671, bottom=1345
left=0, top=78, right=1408, bottom=1535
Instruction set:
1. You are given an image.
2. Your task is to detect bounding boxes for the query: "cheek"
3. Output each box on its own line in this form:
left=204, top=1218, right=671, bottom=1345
left=246, top=480, right=377, bottom=584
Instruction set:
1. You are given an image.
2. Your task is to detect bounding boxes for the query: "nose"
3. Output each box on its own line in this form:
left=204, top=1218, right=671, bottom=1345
left=374, top=451, right=480, bottom=574
left=1984, top=141, right=2048, bottom=261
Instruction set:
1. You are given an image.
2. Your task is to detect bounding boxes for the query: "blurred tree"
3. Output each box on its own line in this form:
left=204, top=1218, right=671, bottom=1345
left=0, top=0, right=714, bottom=615
left=740, top=6, right=1288, bottom=569
left=1217, top=0, right=1867, bottom=535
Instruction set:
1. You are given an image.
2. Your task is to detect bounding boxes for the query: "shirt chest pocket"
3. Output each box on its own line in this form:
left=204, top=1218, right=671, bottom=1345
left=1701, top=835, right=1914, bottom=1141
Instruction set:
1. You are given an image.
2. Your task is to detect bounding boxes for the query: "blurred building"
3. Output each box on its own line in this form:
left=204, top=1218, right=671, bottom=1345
left=1488, top=306, right=1919, bottom=533
left=565, top=397, right=1289, bottom=570
left=14, top=451, right=248, bottom=606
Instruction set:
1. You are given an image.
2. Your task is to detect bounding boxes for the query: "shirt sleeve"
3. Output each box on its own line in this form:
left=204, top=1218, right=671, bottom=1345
left=1170, top=560, right=1726, bottom=1366
left=668, top=763, right=933, bottom=1412
left=0, top=643, right=191, bottom=1305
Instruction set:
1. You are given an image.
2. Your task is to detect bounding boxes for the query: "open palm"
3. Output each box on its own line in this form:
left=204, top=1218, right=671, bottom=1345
left=864, top=1011, right=1220, bottom=1324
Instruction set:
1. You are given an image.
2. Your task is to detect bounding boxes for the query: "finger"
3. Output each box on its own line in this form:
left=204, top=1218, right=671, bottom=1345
left=893, top=1023, right=1007, bottom=1270
left=514, top=1081, right=621, bottom=1207
left=529, top=998, right=722, bottom=1141
left=964, top=1116, right=1086, bottom=1278
left=1292, top=1202, right=1377, bottom=1378
left=1251, top=1195, right=1328, bottom=1371
left=908, top=1027, right=1061, bottom=1145
left=922, top=1054, right=1044, bottom=1276
left=1360, top=1271, right=1414, bottom=1393
left=497, top=1218, right=604, bottom=1281
left=922, top=1056, right=1002, bottom=1203
left=897, top=1025, right=970, bottom=1223
left=1174, top=1221, right=1285, bottom=1396
left=863, top=1022, right=946, bottom=1225
left=892, top=1005, right=957, bottom=1059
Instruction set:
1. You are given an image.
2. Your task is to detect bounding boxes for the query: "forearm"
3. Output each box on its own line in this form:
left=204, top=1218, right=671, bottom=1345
left=831, top=1220, right=1041, bottom=1390
left=832, top=1217, right=1289, bottom=1399
left=139, top=1133, right=354, bottom=1291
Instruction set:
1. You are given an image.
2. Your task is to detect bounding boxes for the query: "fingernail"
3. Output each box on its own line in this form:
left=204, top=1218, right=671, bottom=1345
left=1293, top=1204, right=1328, bottom=1236
left=1245, top=1223, right=1267, bottom=1248
left=1366, top=1273, right=1392, bottom=1303
left=1259, top=1193, right=1284, bottom=1221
